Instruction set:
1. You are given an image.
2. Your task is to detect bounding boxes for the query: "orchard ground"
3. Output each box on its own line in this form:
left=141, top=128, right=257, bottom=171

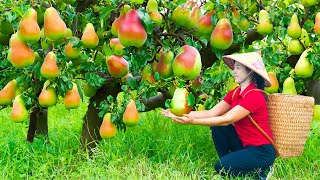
left=0, top=98, right=319, bottom=179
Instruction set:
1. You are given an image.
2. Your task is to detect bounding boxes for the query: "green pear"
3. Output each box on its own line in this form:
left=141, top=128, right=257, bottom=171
left=288, top=39, right=304, bottom=55
left=287, top=14, right=302, bottom=39
left=83, top=82, right=97, bottom=97
left=11, top=95, right=29, bottom=123
left=147, top=0, right=158, bottom=12
left=295, top=49, right=314, bottom=78
left=282, top=77, right=297, bottom=95
left=300, top=28, right=311, bottom=47
left=257, top=10, right=273, bottom=35
left=169, top=88, right=192, bottom=116
left=314, top=12, right=320, bottom=36
left=301, top=0, right=318, bottom=7
left=0, top=79, right=17, bottom=105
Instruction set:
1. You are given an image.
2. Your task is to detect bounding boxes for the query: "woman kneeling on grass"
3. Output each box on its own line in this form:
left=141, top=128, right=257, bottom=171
left=162, top=52, right=276, bottom=179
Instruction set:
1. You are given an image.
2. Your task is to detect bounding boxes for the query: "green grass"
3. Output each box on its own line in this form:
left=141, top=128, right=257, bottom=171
left=0, top=101, right=319, bottom=179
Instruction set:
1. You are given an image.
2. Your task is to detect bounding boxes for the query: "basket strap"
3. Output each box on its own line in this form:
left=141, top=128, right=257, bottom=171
left=231, top=87, right=280, bottom=157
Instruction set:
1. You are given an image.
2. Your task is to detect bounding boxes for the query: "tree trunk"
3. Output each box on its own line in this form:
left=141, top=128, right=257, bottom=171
left=27, top=107, right=48, bottom=142
left=307, top=80, right=320, bottom=105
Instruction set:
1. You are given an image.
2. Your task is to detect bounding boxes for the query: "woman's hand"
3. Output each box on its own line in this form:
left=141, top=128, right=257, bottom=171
left=173, top=114, right=195, bottom=125
left=161, top=109, right=195, bottom=125
left=161, top=109, right=177, bottom=118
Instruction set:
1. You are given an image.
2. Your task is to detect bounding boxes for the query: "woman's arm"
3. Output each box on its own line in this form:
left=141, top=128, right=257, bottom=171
left=174, top=105, right=250, bottom=126
left=187, top=100, right=231, bottom=118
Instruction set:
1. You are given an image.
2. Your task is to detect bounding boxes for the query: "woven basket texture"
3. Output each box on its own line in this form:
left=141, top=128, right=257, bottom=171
left=267, top=94, right=314, bottom=157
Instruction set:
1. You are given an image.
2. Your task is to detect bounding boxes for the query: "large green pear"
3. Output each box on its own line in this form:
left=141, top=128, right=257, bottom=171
left=0, top=80, right=17, bottom=105
left=210, top=18, right=233, bottom=50
left=288, top=39, right=304, bottom=55
left=172, top=45, right=202, bottom=80
left=156, top=50, right=174, bottom=78
left=282, top=77, right=297, bottom=95
left=257, top=10, right=273, bottom=35
left=11, top=95, right=29, bottom=123
left=287, top=13, right=302, bottom=39
left=169, top=88, right=192, bottom=117
left=295, top=49, right=314, bottom=78
left=17, top=8, right=41, bottom=43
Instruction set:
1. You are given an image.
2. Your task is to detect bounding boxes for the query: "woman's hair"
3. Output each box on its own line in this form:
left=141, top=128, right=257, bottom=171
left=245, top=67, right=265, bottom=90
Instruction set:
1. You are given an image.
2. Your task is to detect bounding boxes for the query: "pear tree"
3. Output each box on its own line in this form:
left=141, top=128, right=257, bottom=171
left=0, top=0, right=320, bottom=151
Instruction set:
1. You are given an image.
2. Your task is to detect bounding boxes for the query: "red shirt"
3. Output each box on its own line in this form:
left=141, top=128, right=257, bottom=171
left=223, top=83, right=273, bottom=147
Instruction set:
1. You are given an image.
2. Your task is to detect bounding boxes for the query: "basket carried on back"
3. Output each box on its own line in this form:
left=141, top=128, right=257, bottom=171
left=266, top=93, right=314, bottom=158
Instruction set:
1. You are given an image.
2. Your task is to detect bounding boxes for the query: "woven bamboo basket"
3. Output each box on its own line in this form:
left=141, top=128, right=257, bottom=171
left=266, top=93, right=315, bottom=158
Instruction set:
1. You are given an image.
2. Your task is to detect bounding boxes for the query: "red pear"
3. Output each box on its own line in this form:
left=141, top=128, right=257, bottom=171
left=109, top=38, right=125, bottom=56
left=0, top=80, right=17, bottom=105
left=186, top=6, right=201, bottom=30
left=264, top=72, right=279, bottom=94
left=118, top=9, right=147, bottom=48
left=210, top=18, right=233, bottom=50
left=65, top=38, right=81, bottom=60
left=111, top=5, right=130, bottom=37
left=123, top=100, right=139, bottom=127
left=172, top=45, right=202, bottom=80
left=315, top=12, right=320, bottom=36
left=196, top=11, right=215, bottom=39
left=106, top=55, right=129, bottom=78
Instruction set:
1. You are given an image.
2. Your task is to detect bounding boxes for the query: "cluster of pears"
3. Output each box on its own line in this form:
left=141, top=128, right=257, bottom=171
left=147, top=0, right=162, bottom=27
left=287, top=14, right=311, bottom=55
left=99, top=100, right=139, bottom=139
left=0, top=80, right=29, bottom=123
left=171, top=0, right=233, bottom=50
left=111, top=5, right=147, bottom=48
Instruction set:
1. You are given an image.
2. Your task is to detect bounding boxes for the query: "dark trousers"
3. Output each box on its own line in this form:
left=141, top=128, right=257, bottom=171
left=210, top=125, right=276, bottom=178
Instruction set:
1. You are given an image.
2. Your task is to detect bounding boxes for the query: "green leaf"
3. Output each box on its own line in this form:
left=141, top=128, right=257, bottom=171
left=154, top=72, right=160, bottom=81
left=75, top=80, right=84, bottom=102
left=187, top=93, right=195, bottom=107
left=165, top=99, right=172, bottom=109
left=107, top=95, right=114, bottom=103
left=138, top=8, right=154, bottom=35
left=100, top=5, right=115, bottom=21
left=127, top=77, right=138, bottom=89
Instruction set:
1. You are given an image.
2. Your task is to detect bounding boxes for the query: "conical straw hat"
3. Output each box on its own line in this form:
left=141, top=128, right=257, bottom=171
left=222, top=52, right=271, bottom=87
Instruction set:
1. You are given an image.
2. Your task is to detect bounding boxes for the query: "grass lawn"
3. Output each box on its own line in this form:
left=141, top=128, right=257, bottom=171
left=0, top=100, right=319, bottom=179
